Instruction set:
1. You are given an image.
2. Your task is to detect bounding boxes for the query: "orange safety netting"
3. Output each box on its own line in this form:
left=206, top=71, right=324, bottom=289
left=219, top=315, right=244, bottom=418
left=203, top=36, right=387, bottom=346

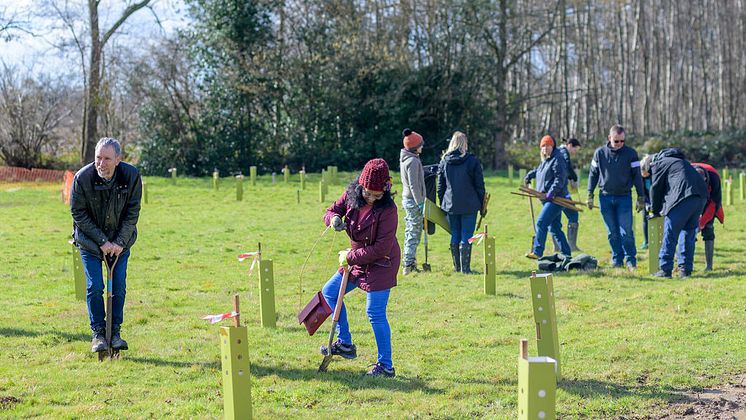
left=0, top=166, right=67, bottom=183
left=62, top=170, right=75, bottom=204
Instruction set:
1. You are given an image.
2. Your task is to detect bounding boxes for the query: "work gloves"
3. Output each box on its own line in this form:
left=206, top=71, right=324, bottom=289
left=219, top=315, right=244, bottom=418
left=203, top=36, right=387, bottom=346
left=586, top=194, right=594, bottom=210
left=635, top=196, right=645, bottom=213
left=338, top=249, right=350, bottom=267
left=331, top=215, right=346, bottom=231
left=521, top=177, right=530, bottom=188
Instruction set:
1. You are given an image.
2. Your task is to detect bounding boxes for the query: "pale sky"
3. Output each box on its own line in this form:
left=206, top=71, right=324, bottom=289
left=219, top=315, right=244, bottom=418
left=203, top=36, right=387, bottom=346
left=0, top=0, right=189, bottom=74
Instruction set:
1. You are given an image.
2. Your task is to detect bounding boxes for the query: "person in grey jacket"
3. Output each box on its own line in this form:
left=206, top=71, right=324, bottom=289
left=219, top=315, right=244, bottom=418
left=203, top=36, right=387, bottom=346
left=644, top=149, right=707, bottom=278
left=437, top=131, right=485, bottom=274
left=70, top=137, right=142, bottom=353
left=587, top=124, right=645, bottom=269
left=399, top=128, right=426, bottom=275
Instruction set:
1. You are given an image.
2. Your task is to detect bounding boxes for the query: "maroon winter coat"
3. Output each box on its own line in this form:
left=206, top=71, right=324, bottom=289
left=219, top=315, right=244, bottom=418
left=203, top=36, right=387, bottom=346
left=324, top=191, right=400, bottom=292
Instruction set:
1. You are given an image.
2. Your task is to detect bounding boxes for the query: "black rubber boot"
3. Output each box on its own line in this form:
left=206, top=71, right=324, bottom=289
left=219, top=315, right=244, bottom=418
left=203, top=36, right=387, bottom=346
left=460, top=243, right=473, bottom=274
left=704, top=240, right=714, bottom=271
left=568, top=222, right=581, bottom=252
left=450, top=244, right=460, bottom=273
left=111, top=331, right=128, bottom=350
left=91, top=331, right=107, bottom=353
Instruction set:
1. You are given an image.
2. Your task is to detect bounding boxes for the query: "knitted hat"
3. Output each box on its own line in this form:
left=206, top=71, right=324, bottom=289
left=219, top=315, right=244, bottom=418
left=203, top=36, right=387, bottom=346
left=402, top=128, right=424, bottom=150
left=359, top=158, right=391, bottom=192
left=540, top=135, right=555, bottom=148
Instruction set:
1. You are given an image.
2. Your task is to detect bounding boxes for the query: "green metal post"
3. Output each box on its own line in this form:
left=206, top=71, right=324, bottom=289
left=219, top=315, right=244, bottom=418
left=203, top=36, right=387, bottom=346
left=529, top=272, right=561, bottom=380
left=70, top=240, right=86, bottom=301
left=236, top=175, right=244, bottom=201
left=169, top=168, right=177, bottom=185
left=284, top=165, right=289, bottom=183
left=249, top=166, right=257, bottom=186
left=722, top=167, right=729, bottom=181
left=508, top=164, right=514, bottom=186
left=142, top=180, right=148, bottom=204
left=259, top=258, right=276, bottom=328
left=213, top=171, right=219, bottom=190
left=519, top=168, right=526, bottom=184
left=648, top=216, right=664, bottom=274
left=740, top=172, right=745, bottom=201
left=300, top=170, right=306, bottom=190
left=726, top=179, right=733, bottom=206
left=483, top=227, right=496, bottom=296
left=319, top=181, right=326, bottom=203
left=517, top=339, right=557, bottom=420
left=219, top=295, right=252, bottom=420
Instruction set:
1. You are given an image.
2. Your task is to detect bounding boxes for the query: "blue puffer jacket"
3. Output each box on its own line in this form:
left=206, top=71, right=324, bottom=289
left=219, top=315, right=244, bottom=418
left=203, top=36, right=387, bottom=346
left=526, top=148, right=568, bottom=200
left=437, top=151, right=485, bottom=215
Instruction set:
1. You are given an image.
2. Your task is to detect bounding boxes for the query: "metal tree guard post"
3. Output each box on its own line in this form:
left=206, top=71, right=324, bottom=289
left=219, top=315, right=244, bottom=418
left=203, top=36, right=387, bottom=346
left=740, top=172, right=745, bottom=201
left=142, top=180, right=149, bottom=204
left=169, top=167, right=177, bottom=185
left=284, top=165, right=289, bottom=183
left=213, top=170, right=219, bottom=190
left=236, top=174, right=244, bottom=201
left=249, top=166, right=257, bottom=186
left=300, top=169, right=306, bottom=190
left=517, top=338, right=557, bottom=420
left=219, top=294, right=252, bottom=420
left=483, top=225, right=496, bottom=295
left=529, top=271, right=561, bottom=380
left=257, top=243, right=276, bottom=328
left=70, top=240, right=86, bottom=301
left=647, top=216, right=664, bottom=274
left=508, top=164, right=514, bottom=186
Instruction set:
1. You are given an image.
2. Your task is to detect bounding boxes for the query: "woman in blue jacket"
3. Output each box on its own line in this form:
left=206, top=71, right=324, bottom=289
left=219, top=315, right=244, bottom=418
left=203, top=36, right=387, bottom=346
left=437, top=131, right=485, bottom=274
left=524, top=135, right=571, bottom=258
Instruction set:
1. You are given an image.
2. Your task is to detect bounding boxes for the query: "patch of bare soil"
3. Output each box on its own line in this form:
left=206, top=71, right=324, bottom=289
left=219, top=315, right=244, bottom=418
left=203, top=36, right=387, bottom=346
left=658, top=375, right=746, bottom=419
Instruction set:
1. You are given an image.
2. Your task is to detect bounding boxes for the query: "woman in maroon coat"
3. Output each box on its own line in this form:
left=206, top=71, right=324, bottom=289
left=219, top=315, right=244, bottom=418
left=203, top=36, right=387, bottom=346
left=321, top=158, right=401, bottom=377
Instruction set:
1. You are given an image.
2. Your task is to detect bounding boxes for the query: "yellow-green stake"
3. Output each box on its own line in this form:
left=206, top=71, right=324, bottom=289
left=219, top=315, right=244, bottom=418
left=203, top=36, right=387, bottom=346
left=740, top=172, right=745, bottom=201
left=300, top=169, right=306, bottom=190
left=70, top=240, right=86, bottom=301
left=257, top=244, right=276, bottom=328
left=249, top=166, right=257, bottom=186
left=483, top=225, right=496, bottom=295
left=517, top=338, right=557, bottom=420
left=529, top=271, right=561, bottom=380
left=726, top=178, right=733, bottom=206
left=236, top=174, right=244, bottom=201
left=142, top=180, right=149, bottom=204
left=220, top=294, right=252, bottom=420
left=722, top=167, right=729, bottom=181
left=508, top=164, right=514, bottom=186
left=283, top=165, right=289, bottom=183
left=169, top=167, right=177, bottom=185
left=319, top=181, right=326, bottom=203
left=213, top=170, right=219, bottom=190
left=519, top=168, right=526, bottom=185
left=648, top=215, right=664, bottom=274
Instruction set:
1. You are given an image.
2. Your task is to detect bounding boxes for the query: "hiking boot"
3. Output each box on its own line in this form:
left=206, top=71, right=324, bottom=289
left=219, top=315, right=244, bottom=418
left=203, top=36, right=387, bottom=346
left=678, top=270, right=691, bottom=279
left=364, top=363, right=395, bottom=377
left=525, top=252, right=539, bottom=260
left=91, top=332, right=107, bottom=353
left=626, top=262, right=637, bottom=272
left=111, top=332, right=128, bottom=350
left=449, top=244, right=460, bottom=272
left=652, top=270, right=671, bottom=278
left=402, top=263, right=420, bottom=276
left=320, top=339, right=357, bottom=360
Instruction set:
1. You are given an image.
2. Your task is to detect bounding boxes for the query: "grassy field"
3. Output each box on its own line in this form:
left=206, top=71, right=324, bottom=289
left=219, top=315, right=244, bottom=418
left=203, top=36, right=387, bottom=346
left=0, top=172, right=744, bottom=418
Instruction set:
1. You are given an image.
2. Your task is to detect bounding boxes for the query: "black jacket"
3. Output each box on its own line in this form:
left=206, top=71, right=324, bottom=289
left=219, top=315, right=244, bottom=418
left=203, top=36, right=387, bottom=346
left=587, top=143, right=643, bottom=197
left=525, top=148, right=568, bottom=199
left=70, top=162, right=143, bottom=257
left=650, top=148, right=708, bottom=216
left=558, top=146, right=577, bottom=182
left=437, top=151, right=485, bottom=215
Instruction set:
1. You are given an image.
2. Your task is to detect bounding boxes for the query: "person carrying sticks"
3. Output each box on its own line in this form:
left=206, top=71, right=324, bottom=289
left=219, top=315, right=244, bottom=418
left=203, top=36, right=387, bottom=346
left=523, top=135, right=572, bottom=259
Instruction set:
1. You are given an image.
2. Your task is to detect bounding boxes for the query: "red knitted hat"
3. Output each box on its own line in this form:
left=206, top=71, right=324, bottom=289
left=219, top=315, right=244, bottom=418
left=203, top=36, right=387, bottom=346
left=402, top=128, right=423, bottom=150
left=359, top=158, right=391, bottom=192
left=540, top=135, right=555, bottom=148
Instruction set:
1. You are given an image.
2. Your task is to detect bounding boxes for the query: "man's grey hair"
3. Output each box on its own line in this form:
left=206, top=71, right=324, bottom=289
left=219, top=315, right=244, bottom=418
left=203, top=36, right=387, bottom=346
left=96, top=137, right=122, bottom=157
left=609, top=124, right=625, bottom=136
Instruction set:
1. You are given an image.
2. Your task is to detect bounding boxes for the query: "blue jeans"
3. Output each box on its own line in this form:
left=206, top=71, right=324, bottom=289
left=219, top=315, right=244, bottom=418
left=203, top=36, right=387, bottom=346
left=599, top=194, right=636, bottom=266
left=533, top=201, right=571, bottom=257
left=80, top=249, right=130, bottom=334
left=322, top=271, right=393, bottom=369
left=447, top=213, right=478, bottom=245
left=561, top=194, right=579, bottom=225
left=402, top=197, right=424, bottom=266
left=661, top=196, right=705, bottom=274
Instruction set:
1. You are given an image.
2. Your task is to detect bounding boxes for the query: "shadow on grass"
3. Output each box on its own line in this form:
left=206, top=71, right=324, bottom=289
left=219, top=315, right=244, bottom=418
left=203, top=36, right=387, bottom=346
left=251, top=363, right=445, bottom=394
left=0, top=327, right=90, bottom=342
left=126, top=356, right=220, bottom=370
left=560, top=378, right=692, bottom=403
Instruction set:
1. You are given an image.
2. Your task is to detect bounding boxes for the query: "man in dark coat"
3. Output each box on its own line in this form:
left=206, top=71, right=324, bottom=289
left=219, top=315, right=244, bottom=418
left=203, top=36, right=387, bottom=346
left=70, top=137, right=142, bottom=352
left=647, top=148, right=708, bottom=278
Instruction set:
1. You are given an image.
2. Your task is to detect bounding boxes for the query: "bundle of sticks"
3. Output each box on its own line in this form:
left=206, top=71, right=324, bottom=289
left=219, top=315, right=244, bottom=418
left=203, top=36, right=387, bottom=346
left=511, top=186, right=586, bottom=212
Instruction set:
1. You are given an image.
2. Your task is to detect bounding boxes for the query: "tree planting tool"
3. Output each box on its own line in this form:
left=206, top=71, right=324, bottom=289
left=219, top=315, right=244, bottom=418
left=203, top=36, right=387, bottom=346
left=318, top=265, right=350, bottom=372
left=528, top=194, right=537, bottom=254
left=422, top=218, right=432, bottom=272
left=99, top=253, right=121, bottom=361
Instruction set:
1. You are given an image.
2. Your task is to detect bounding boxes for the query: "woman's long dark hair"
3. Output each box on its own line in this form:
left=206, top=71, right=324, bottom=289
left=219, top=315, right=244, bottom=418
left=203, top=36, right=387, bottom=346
left=345, top=177, right=395, bottom=210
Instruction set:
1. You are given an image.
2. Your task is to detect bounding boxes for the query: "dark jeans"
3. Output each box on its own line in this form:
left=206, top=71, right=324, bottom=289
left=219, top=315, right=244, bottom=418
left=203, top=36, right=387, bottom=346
left=80, top=249, right=129, bottom=333
left=599, top=193, right=636, bottom=266
left=561, top=194, right=579, bottom=225
left=533, top=201, right=571, bottom=257
left=447, top=213, right=478, bottom=245
left=660, top=196, right=706, bottom=274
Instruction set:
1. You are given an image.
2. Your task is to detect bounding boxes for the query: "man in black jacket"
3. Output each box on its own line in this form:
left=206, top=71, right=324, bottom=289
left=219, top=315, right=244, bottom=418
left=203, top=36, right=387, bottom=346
left=71, top=138, right=142, bottom=352
left=646, top=148, right=707, bottom=278
left=587, top=125, right=645, bottom=269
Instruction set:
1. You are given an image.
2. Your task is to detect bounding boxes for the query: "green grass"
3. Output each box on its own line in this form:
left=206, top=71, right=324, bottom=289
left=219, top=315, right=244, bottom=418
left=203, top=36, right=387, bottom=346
left=1, top=172, right=744, bottom=418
